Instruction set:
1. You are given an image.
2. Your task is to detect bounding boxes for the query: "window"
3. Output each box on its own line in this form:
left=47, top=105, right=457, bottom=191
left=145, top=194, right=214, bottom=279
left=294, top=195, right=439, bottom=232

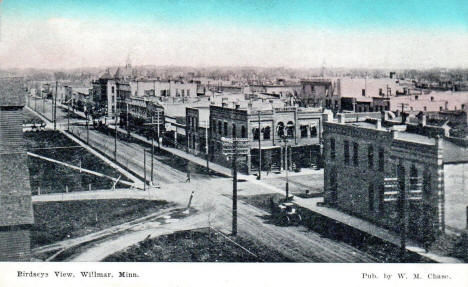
left=232, top=123, right=236, bottom=138
left=368, top=183, right=374, bottom=212
left=424, top=106, right=427, bottom=111
left=223, top=122, right=228, bottom=136
left=253, top=128, right=260, bottom=140
left=368, top=145, right=374, bottom=169
left=330, top=138, right=336, bottom=160
left=218, top=121, right=222, bottom=135
left=263, top=126, right=271, bottom=140
left=287, top=121, right=295, bottom=138
left=212, top=120, right=216, bottom=133
left=112, top=86, right=115, bottom=93
left=300, top=125, right=308, bottom=138
left=277, top=122, right=285, bottom=138
left=344, top=140, right=350, bottom=164
left=353, top=143, right=359, bottom=166
left=241, top=126, right=246, bottom=138
left=378, top=148, right=384, bottom=172
left=187, top=90, right=190, bottom=97
left=310, top=126, right=317, bottom=137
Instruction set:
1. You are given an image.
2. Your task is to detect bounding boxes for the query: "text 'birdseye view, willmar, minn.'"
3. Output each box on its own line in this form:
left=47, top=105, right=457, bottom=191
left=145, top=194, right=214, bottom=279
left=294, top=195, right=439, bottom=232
left=0, top=0, right=467, bottom=264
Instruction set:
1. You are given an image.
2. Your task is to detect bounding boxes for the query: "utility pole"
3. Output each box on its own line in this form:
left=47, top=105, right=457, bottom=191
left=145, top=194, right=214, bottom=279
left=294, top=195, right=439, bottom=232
left=86, top=115, right=89, bottom=144
left=205, top=122, right=209, bottom=174
left=143, top=149, right=147, bottom=191
left=114, top=119, right=117, bottom=162
left=284, top=138, right=289, bottom=199
left=151, top=115, right=154, bottom=183
left=126, top=102, right=130, bottom=137
left=67, top=99, right=70, bottom=131
left=257, top=110, right=261, bottom=180
left=157, top=110, right=161, bottom=149
left=232, top=139, right=238, bottom=236
left=54, top=81, right=58, bottom=130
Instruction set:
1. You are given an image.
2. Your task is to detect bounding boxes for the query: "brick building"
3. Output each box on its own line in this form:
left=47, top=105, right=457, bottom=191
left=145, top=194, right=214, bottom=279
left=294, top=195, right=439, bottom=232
left=209, top=101, right=324, bottom=173
left=322, top=114, right=466, bottom=243
left=186, top=106, right=210, bottom=155
left=0, top=77, right=34, bottom=261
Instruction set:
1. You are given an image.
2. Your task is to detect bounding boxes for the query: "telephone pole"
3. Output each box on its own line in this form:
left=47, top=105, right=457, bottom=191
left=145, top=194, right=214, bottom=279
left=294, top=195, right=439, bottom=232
left=54, top=81, right=58, bottom=130
left=205, top=123, right=209, bottom=173
left=143, top=149, right=147, bottom=191
left=151, top=115, right=155, bottom=183
left=232, top=139, right=238, bottom=236
left=257, top=110, right=261, bottom=180
left=114, top=119, right=118, bottom=162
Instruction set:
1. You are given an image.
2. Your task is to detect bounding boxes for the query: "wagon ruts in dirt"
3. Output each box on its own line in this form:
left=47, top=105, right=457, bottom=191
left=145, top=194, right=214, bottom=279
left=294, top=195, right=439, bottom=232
left=269, top=197, right=302, bottom=226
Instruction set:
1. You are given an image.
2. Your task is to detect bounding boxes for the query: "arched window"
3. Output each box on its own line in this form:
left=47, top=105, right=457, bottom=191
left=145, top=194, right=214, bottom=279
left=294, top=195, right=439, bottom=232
left=241, top=126, right=246, bottom=138
left=300, top=125, right=308, bottom=138
left=277, top=122, right=285, bottom=138
left=252, top=128, right=260, bottom=140
left=287, top=121, right=294, bottom=138
left=263, top=126, right=271, bottom=140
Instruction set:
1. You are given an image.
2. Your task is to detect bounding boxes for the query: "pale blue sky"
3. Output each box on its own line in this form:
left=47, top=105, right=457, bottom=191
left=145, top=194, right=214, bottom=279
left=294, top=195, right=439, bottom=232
left=4, top=0, right=468, bottom=29
left=1, top=1, right=467, bottom=68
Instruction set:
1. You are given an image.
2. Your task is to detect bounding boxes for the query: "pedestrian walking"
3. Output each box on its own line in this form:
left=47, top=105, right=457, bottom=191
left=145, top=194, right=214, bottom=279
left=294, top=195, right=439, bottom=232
left=186, top=162, right=191, bottom=183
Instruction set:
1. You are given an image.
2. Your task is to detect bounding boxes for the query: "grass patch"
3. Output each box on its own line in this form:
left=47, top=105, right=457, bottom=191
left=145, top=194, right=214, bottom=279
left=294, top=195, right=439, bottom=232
left=24, top=131, right=132, bottom=194
left=31, top=199, right=172, bottom=249
left=104, top=228, right=293, bottom=262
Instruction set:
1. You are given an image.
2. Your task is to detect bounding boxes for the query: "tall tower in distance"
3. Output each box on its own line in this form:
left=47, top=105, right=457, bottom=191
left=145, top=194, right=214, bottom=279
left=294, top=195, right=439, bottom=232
left=0, top=77, right=34, bottom=261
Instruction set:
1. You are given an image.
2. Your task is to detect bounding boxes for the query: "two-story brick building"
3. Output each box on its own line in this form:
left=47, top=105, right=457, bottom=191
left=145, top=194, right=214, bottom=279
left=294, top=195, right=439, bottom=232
left=209, top=101, right=325, bottom=173
left=322, top=114, right=466, bottom=244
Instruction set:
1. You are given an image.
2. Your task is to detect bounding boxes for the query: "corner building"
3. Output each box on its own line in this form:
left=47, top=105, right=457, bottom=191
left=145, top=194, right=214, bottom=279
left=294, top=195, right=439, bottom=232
left=323, top=117, right=445, bottom=242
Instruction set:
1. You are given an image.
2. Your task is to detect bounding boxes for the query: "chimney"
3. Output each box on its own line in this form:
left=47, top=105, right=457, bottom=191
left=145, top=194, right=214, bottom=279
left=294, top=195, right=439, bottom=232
left=235, top=104, right=240, bottom=110
left=376, top=119, right=382, bottom=130
left=421, top=114, right=427, bottom=127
